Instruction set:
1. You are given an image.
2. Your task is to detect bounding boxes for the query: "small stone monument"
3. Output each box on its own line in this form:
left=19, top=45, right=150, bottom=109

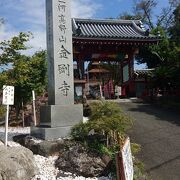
left=31, top=0, right=83, bottom=139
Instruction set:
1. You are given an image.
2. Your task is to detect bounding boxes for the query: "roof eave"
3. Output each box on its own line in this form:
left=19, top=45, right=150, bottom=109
left=73, top=36, right=160, bottom=42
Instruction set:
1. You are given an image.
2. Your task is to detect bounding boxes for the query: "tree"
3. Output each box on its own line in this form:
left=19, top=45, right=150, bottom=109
left=119, top=0, right=156, bottom=29
left=0, top=33, right=47, bottom=119
left=119, top=1, right=180, bottom=91
left=133, top=0, right=157, bottom=29
left=135, top=26, right=170, bottom=68
left=119, top=0, right=178, bottom=30
left=118, top=0, right=178, bottom=67
left=0, top=32, right=32, bottom=65
left=130, top=0, right=178, bottom=30
left=169, top=5, right=180, bottom=46
left=118, top=12, right=142, bottom=20
left=12, top=51, right=47, bottom=117
left=154, top=5, right=180, bottom=84
left=160, top=4, right=180, bottom=88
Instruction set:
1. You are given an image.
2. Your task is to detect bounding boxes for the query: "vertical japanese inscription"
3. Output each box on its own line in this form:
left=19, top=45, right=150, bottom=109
left=46, top=0, right=74, bottom=105
left=56, top=0, right=72, bottom=98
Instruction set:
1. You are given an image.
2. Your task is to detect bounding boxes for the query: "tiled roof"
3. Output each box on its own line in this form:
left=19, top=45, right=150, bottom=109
left=72, top=18, right=159, bottom=41
left=134, top=69, right=154, bottom=76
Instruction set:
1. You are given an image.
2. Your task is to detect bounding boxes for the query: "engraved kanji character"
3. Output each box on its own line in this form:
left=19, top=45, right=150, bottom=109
left=59, top=81, right=70, bottom=96
left=58, top=1, right=66, bottom=12
left=58, top=24, right=66, bottom=33
left=58, top=14, right=66, bottom=24
left=58, top=64, right=70, bottom=76
left=58, top=45, right=71, bottom=59
left=59, top=35, right=66, bottom=43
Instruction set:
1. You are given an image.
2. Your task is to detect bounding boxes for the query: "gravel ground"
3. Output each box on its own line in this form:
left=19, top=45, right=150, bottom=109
left=0, top=127, right=110, bottom=180
left=0, top=126, right=30, bottom=142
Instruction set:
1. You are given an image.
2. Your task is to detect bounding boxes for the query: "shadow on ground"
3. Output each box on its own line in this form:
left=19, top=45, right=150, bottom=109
left=127, top=101, right=180, bottom=126
left=118, top=101, right=180, bottom=180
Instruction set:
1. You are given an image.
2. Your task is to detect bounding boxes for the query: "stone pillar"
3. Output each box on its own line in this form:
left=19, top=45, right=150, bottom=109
left=31, top=0, right=83, bottom=140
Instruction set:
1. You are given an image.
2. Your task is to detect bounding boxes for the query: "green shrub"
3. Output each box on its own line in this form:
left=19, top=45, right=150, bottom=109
left=71, top=101, right=146, bottom=179
left=131, top=143, right=141, bottom=155
left=71, top=101, right=132, bottom=143
left=90, top=101, right=132, bottom=130
left=71, top=122, right=90, bottom=141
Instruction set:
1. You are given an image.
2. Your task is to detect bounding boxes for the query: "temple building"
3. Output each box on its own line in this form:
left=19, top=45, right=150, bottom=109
left=134, top=69, right=154, bottom=97
left=72, top=18, right=160, bottom=99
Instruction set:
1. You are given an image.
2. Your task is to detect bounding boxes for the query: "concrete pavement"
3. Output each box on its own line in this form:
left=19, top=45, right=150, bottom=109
left=118, top=101, right=180, bottom=180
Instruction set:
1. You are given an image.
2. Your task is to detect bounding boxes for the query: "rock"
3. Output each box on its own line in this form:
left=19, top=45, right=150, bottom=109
left=13, top=134, right=28, bottom=145
left=13, top=135, right=112, bottom=177
left=55, top=143, right=112, bottom=178
left=32, top=140, right=65, bottom=157
left=13, top=135, right=65, bottom=157
left=0, top=145, right=37, bottom=180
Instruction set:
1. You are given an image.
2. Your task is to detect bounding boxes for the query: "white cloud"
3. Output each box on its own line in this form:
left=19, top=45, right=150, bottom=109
left=0, top=0, right=102, bottom=55
left=1, top=0, right=46, bottom=28
left=0, top=23, right=18, bottom=42
left=21, top=31, right=46, bottom=56
left=72, top=0, right=102, bottom=18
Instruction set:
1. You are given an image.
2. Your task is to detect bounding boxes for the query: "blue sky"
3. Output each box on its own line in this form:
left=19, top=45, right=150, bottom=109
left=0, top=0, right=169, bottom=68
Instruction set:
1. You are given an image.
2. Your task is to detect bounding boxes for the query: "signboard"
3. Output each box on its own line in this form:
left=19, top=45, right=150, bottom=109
left=32, top=90, right=35, bottom=101
left=121, top=137, right=134, bottom=180
left=123, top=65, right=129, bottom=82
left=2, top=85, right=14, bottom=105
left=32, top=90, right=37, bottom=126
left=75, top=86, right=82, bottom=96
left=2, top=85, right=15, bottom=146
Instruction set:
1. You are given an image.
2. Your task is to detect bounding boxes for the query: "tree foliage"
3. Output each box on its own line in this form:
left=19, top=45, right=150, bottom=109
left=152, top=5, right=180, bottom=89
left=0, top=32, right=32, bottom=65
left=119, top=1, right=180, bottom=90
left=169, top=4, right=180, bottom=46
left=71, top=101, right=132, bottom=142
left=133, top=0, right=157, bottom=29
left=136, top=26, right=170, bottom=68
left=119, top=0, right=179, bottom=30
left=0, top=32, right=47, bottom=118
left=71, top=101, right=144, bottom=179
left=159, top=4, right=180, bottom=88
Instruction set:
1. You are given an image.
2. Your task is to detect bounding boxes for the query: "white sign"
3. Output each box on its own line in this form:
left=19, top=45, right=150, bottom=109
left=121, top=137, right=134, bottom=180
left=2, top=85, right=14, bottom=105
left=75, top=86, right=82, bottom=96
left=32, top=90, right=35, bottom=101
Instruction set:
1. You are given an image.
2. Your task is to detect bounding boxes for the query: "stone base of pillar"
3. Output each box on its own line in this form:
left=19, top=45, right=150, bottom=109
left=30, top=104, right=83, bottom=140
left=31, top=126, right=73, bottom=140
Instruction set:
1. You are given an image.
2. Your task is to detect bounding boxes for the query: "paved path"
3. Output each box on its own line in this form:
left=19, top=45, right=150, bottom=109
left=118, top=101, right=180, bottom=180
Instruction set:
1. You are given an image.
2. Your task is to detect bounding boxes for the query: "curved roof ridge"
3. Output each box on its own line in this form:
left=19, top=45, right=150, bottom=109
left=72, top=18, right=160, bottom=42
left=72, top=18, right=78, bottom=29
left=73, top=18, right=142, bottom=25
left=132, top=20, right=146, bottom=35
